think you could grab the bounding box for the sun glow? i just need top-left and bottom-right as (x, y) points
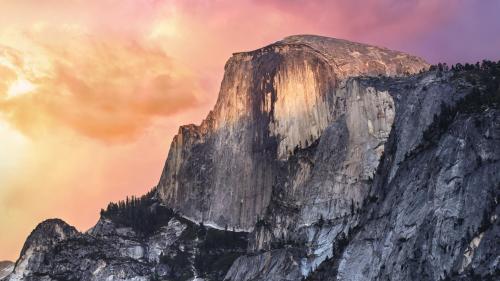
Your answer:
(0, 120), (28, 180)
(7, 77), (36, 98)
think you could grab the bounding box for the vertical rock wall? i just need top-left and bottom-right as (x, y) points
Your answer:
(156, 35), (428, 230)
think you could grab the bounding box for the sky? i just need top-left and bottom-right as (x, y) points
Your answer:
(0, 0), (499, 261)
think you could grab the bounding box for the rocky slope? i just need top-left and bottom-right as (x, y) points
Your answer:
(0, 261), (14, 280)
(6, 198), (248, 281)
(5, 35), (499, 281)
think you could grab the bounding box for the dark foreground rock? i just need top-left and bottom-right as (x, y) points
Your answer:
(0, 261), (14, 280)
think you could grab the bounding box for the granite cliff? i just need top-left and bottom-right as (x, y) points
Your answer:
(5, 35), (499, 281)
(0, 261), (14, 280)
(156, 35), (428, 230)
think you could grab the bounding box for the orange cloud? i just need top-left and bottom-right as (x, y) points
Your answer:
(0, 25), (201, 141)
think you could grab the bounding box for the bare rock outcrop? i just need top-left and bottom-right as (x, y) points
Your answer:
(7, 219), (78, 281)
(0, 261), (14, 280)
(156, 35), (429, 231)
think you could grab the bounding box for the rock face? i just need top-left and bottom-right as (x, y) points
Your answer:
(330, 73), (500, 281)
(226, 68), (500, 281)
(7, 219), (78, 281)
(0, 261), (14, 280)
(6, 203), (248, 281)
(156, 35), (428, 231)
(6, 35), (500, 281)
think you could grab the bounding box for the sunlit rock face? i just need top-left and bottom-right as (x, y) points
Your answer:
(156, 35), (429, 231)
(247, 79), (396, 255)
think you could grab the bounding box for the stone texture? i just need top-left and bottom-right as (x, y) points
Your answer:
(226, 70), (500, 281)
(0, 261), (14, 280)
(156, 35), (429, 231)
(224, 249), (304, 281)
(6, 206), (248, 281)
(7, 219), (78, 281)
(336, 107), (500, 281)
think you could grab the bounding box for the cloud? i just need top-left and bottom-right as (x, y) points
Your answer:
(0, 25), (201, 142)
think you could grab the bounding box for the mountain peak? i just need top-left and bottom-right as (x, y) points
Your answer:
(157, 35), (429, 231)
(0, 261), (14, 280)
(19, 218), (78, 257)
(280, 34), (370, 46)
(6, 219), (79, 280)
(234, 34), (428, 80)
